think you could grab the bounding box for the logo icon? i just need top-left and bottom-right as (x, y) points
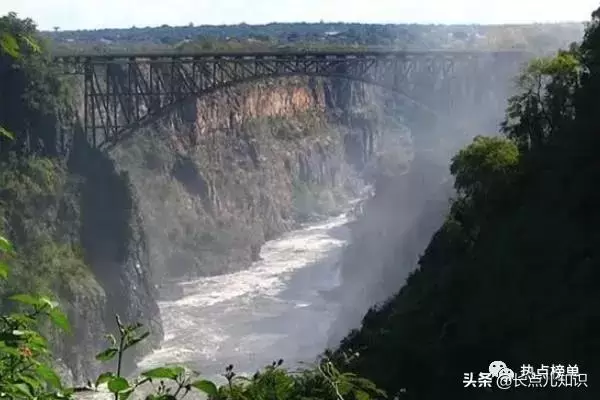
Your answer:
(489, 361), (515, 389)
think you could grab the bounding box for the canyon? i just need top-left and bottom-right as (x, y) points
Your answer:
(1, 43), (523, 386)
(4, 8), (600, 399)
(66, 67), (511, 384)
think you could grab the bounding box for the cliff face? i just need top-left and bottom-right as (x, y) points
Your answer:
(109, 77), (383, 282)
(61, 138), (163, 382)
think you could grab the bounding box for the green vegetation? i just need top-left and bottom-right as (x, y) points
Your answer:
(0, 14), (40, 140)
(0, 13), (73, 157)
(0, 14), (93, 304)
(333, 6), (600, 400)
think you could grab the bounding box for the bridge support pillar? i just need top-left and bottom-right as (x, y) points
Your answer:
(83, 59), (96, 147)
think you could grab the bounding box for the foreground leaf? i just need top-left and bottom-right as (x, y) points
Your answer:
(124, 331), (150, 350)
(105, 333), (117, 347)
(141, 366), (185, 380)
(356, 390), (370, 400)
(0, 126), (14, 140)
(190, 380), (218, 397)
(107, 376), (130, 393)
(39, 296), (59, 310)
(13, 383), (32, 397)
(10, 293), (40, 307)
(95, 371), (114, 387)
(49, 308), (71, 333)
(0, 261), (8, 279)
(36, 363), (63, 388)
(118, 387), (135, 400)
(96, 347), (118, 361)
(0, 235), (14, 253)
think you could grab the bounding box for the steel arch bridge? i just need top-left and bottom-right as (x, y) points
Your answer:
(54, 50), (531, 150)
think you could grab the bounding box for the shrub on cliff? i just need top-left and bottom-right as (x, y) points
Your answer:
(0, 154), (99, 311)
(0, 12), (72, 157)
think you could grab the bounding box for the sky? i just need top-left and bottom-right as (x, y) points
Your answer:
(1, 0), (598, 31)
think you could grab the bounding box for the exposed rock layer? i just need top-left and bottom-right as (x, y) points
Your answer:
(108, 77), (384, 282)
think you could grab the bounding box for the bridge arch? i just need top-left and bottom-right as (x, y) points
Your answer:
(100, 71), (444, 151)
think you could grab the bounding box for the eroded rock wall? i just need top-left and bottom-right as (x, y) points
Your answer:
(109, 77), (384, 281)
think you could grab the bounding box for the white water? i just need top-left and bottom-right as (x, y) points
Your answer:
(79, 211), (354, 398)
(141, 212), (351, 374)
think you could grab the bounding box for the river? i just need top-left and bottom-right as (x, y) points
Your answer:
(79, 209), (356, 399)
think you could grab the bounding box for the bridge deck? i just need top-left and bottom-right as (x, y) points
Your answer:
(52, 49), (531, 61)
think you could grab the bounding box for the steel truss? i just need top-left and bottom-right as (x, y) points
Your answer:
(54, 50), (529, 149)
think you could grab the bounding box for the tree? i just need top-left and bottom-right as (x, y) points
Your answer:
(450, 135), (519, 203)
(0, 13), (40, 140)
(501, 51), (580, 153)
(0, 12), (69, 157)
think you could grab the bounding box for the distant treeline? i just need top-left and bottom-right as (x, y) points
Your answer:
(41, 21), (585, 55)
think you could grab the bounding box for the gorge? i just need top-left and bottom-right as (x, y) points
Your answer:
(3, 10), (593, 400)
(61, 51), (519, 383)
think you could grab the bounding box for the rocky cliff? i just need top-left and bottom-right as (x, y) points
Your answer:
(0, 45), (164, 384)
(107, 77), (385, 283)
